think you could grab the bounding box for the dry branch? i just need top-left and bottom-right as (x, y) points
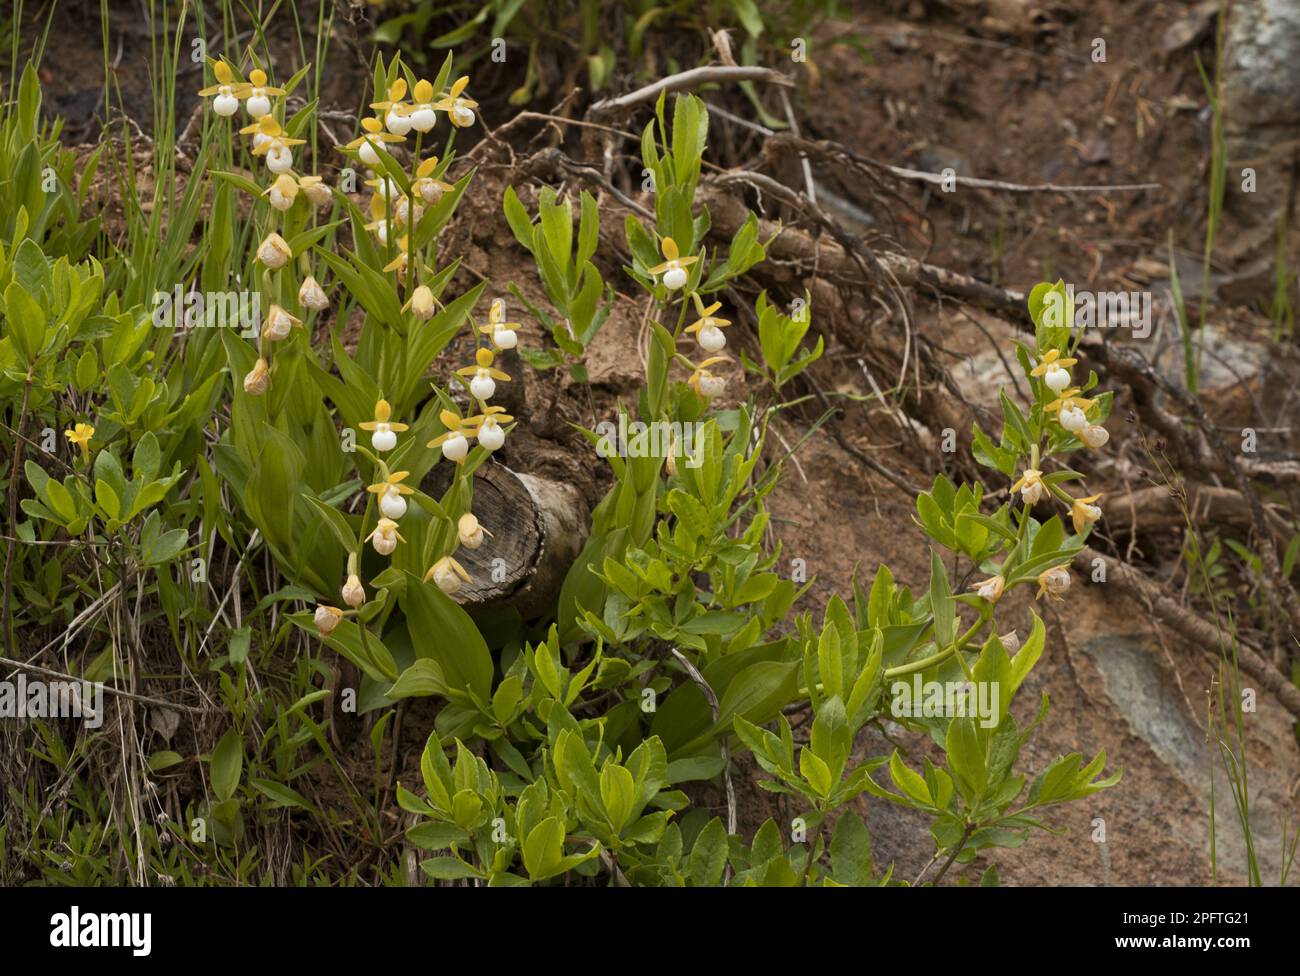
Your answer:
(589, 66), (794, 116)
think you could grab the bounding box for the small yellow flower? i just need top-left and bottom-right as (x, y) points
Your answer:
(365, 517), (405, 556)
(457, 347), (511, 402)
(264, 173), (299, 211)
(65, 423), (94, 460)
(687, 356), (729, 398)
(471, 405), (513, 452)
(1036, 565), (1071, 602)
(243, 358), (270, 395)
(433, 75), (478, 127)
(1070, 493), (1103, 535)
(262, 304), (302, 342)
(370, 77), (412, 135)
(406, 79), (439, 133)
(1011, 467), (1045, 505)
(197, 59), (242, 116)
(486, 298), (521, 350)
(684, 292), (730, 352)
(404, 284), (435, 321)
(1043, 387), (1094, 416)
(233, 68), (285, 118)
(341, 574), (365, 608)
(1079, 424), (1110, 449)
(1030, 348), (1077, 394)
(343, 116), (404, 166)
(414, 157), (455, 206)
(647, 237), (699, 290)
(358, 399), (409, 452)
(314, 604), (344, 635)
(297, 174), (332, 208)
(428, 410), (479, 463)
(457, 512), (492, 550)
(424, 554), (472, 594)
(974, 575), (1005, 603)
(240, 116), (303, 173)
(367, 470), (414, 520)
(299, 276), (329, 311)
(256, 232), (292, 269)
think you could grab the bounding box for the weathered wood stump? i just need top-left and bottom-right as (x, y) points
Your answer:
(423, 461), (588, 618)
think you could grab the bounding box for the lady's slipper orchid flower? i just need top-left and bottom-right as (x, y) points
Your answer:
(458, 513), (491, 550)
(1070, 493), (1103, 535)
(974, 575), (1006, 603)
(299, 276), (329, 311)
(262, 304), (302, 342)
(433, 76), (478, 128)
(407, 79), (439, 133)
(487, 298), (520, 350)
(687, 356), (729, 399)
(425, 555), (472, 595)
(685, 292), (730, 352)
(474, 406), (512, 452)
(1036, 565), (1071, 602)
(314, 605), (344, 635)
(241, 116), (303, 174)
(366, 517), (404, 556)
(418, 156), (460, 206)
(344, 116), (404, 167)
(366, 175), (403, 203)
(197, 60), (242, 117)
(1044, 387), (1094, 418)
(648, 237), (698, 291)
(458, 347), (511, 402)
(414, 157), (454, 206)
(405, 284), (435, 321)
(370, 77), (413, 136)
(1011, 467), (1045, 506)
(381, 247), (416, 285)
(359, 399), (408, 452)
(65, 423), (94, 461)
(236, 68), (285, 119)
(1030, 348), (1076, 393)
(393, 195), (424, 227)
(256, 232), (292, 269)
(367, 471), (414, 521)
(428, 410), (477, 463)
(341, 574), (365, 609)
(1059, 404), (1088, 434)
(265, 173), (299, 212)
(1080, 424), (1109, 449)
(298, 175), (332, 208)
(243, 358), (270, 395)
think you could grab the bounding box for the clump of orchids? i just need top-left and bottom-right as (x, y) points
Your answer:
(971, 297), (1112, 608)
(198, 55), (334, 397)
(310, 59), (522, 636)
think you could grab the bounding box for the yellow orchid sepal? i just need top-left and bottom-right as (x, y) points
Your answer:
(366, 471), (414, 496)
(358, 399), (409, 433)
(456, 347), (511, 381)
(684, 292), (730, 334)
(1029, 348), (1077, 377)
(197, 59), (241, 96)
(647, 236), (700, 275)
(1044, 388), (1095, 414)
(423, 555), (472, 585)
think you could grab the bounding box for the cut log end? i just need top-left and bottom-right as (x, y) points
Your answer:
(423, 461), (588, 619)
